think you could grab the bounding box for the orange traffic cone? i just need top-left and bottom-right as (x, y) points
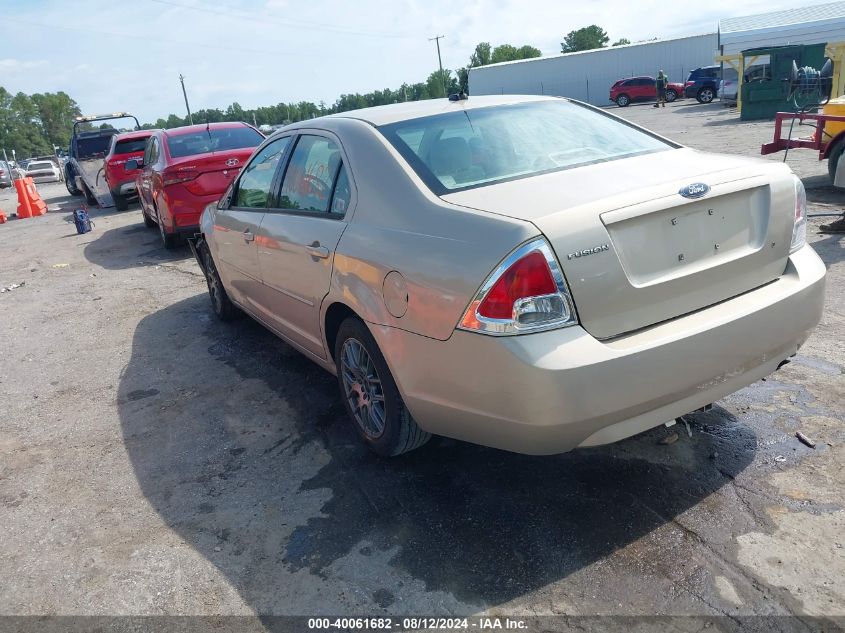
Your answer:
(15, 178), (33, 219)
(25, 178), (47, 216)
(0, 209), (7, 224)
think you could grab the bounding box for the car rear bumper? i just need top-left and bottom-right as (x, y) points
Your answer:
(163, 186), (221, 230)
(29, 174), (60, 183)
(110, 179), (139, 196)
(371, 245), (826, 455)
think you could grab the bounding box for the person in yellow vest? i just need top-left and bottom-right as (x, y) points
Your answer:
(654, 70), (668, 108)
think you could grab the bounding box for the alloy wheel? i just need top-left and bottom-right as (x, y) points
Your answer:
(340, 338), (386, 439)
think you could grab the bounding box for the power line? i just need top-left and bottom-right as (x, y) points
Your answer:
(148, 0), (411, 39)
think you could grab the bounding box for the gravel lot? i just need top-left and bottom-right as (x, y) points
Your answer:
(0, 101), (843, 631)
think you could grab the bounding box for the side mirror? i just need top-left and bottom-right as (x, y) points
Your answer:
(126, 159), (143, 170)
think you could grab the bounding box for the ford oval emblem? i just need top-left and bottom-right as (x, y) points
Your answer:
(679, 182), (710, 199)
(226, 158), (239, 167)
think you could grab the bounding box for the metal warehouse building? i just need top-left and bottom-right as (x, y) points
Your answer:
(468, 1), (845, 106)
(468, 33), (717, 106)
(720, 1), (845, 55)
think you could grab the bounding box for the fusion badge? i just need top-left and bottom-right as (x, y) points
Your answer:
(567, 244), (609, 260)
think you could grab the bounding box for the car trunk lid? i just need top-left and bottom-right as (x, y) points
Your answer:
(442, 148), (796, 339)
(166, 149), (253, 196)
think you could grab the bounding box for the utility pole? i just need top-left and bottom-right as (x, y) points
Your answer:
(252, 112), (258, 127)
(179, 74), (194, 125)
(429, 35), (447, 97)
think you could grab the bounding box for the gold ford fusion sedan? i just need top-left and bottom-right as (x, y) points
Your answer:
(190, 95), (825, 457)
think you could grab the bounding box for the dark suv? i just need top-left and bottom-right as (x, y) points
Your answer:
(684, 66), (720, 103)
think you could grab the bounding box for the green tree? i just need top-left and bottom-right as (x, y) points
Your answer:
(470, 42), (492, 67)
(31, 91), (80, 150)
(165, 114), (185, 128)
(425, 69), (458, 98)
(612, 38), (631, 46)
(561, 25), (609, 53)
(516, 45), (542, 59)
(491, 44), (541, 64)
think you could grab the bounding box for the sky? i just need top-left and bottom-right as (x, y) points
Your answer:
(0, 0), (836, 124)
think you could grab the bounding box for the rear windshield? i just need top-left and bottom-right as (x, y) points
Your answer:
(379, 100), (673, 194)
(115, 138), (149, 154)
(166, 126), (263, 158)
(77, 135), (114, 158)
(28, 162), (53, 170)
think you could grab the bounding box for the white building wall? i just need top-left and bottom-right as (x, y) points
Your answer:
(468, 34), (718, 106)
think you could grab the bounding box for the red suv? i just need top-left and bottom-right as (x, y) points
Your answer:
(104, 130), (155, 211)
(132, 122), (264, 248)
(609, 76), (685, 107)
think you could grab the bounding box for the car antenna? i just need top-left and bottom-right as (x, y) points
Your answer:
(205, 115), (212, 141)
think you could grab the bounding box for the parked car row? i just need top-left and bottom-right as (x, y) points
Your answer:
(174, 95), (824, 458)
(0, 157), (64, 187)
(68, 120), (264, 246)
(609, 65), (750, 108)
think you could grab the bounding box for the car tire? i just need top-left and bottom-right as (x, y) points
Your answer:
(666, 89), (677, 102)
(112, 192), (129, 211)
(65, 168), (82, 196)
(334, 316), (431, 457)
(828, 138), (845, 187)
(200, 243), (239, 321)
(81, 183), (97, 206)
(157, 209), (181, 249)
(615, 94), (630, 107)
(697, 87), (715, 103)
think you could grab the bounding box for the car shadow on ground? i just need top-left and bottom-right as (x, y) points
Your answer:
(117, 293), (757, 611)
(83, 218), (192, 269)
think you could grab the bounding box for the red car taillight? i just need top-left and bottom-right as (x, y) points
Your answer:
(685, 81), (694, 87)
(459, 238), (578, 335)
(477, 251), (556, 319)
(163, 167), (197, 187)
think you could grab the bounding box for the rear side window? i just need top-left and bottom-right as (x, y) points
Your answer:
(167, 126), (263, 158)
(114, 138), (149, 154)
(279, 136), (342, 213)
(144, 137), (159, 164)
(331, 165), (351, 215)
(381, 100), (673, 194)
(235, 137), (291, 208)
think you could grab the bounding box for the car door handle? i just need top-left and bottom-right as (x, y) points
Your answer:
(306, 242), (330, 259)
(243, 230), (255, 243)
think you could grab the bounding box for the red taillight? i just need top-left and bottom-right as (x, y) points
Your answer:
(685, 81), (694, 87)
(163, 167), (197, 187)
(477, 251), (556, 319)
(459, 238), (578, 335)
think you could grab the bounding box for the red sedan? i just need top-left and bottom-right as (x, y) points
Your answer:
(132, 122), (264, 248)
(104, 130), (154, 211)
(609, 76), (685, 107)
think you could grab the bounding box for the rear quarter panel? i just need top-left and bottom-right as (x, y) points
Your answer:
(318, 118), (538, 342)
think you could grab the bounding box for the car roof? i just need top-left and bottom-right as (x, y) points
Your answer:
(163, 121), (252, 138)
(115, 129), (156, 141)
(325, 94), (558, 127)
